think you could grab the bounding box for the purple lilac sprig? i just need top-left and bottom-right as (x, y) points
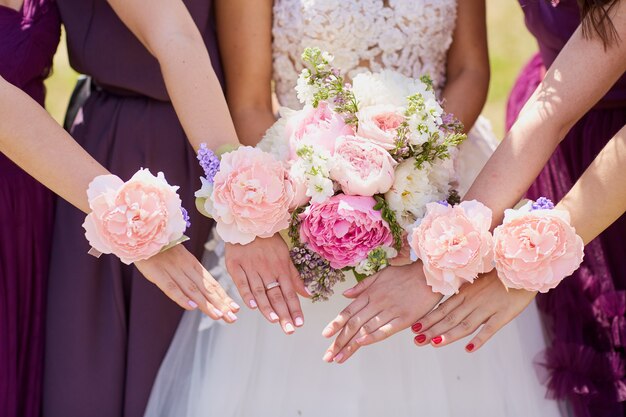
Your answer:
(197, 143), (220, 183)
(531, 197), (555, 211)
(290, 246), (345, 302)
(180, 207), (191, 229)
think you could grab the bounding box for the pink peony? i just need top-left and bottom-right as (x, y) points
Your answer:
(211, 146), (295, 245)
(330, 136), (397, 196)
(285, 102), (354, 158)
(83, 169), (187, 265)
(493, 203), (584, 293)
(299, 194), (393, 269)
(357, 105), (405, 150)
(410, 201), (494, 295)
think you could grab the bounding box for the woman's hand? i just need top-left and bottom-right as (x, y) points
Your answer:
(412, 270), (536, 352)
(225, 234), (308, 334)
(322, 261), (443, 364)
(135, 244), (240, 323)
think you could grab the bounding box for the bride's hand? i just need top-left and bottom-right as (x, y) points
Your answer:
(135, 244), (239, 323)
(225, 234), (308, 334)
(322, 261), (442, 364)
(412, 270), (536, 352)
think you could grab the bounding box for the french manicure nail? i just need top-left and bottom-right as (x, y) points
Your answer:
(415, 334), (426, 344)
(322, 351), (333, 362)
(411, 322), (422, 333)
(213, 308), (224, 318)
(295, 317), (304, 327)
(333, 353), (344, 363)
(285, 323), (295, 333)
(188, 300), (198, 309)
(432, 336), (443, 345)
(466, 343), (475, 352)
(249, 299), (258, 309)
(269, 312), (279, 322)
(227, 311), (238, 321)
(230, 301), (241, 310)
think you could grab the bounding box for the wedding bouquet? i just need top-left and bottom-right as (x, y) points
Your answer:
(196, 48), (466, 301)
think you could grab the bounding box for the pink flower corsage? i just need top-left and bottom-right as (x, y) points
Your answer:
(410, 200), (495, 295)
(83, 168), (190, 265)
(493, 197), (584, 293)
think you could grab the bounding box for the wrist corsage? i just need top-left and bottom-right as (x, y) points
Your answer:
(83, 168), (190, 265)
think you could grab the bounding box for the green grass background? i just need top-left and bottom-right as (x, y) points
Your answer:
(44, 0), (537, 137)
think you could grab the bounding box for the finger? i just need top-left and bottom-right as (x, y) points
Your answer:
(332, 312), (397, 364)
(324, 305), (379, 362)
(417, 301), (478, 346)
(288, 261), (310, 299)
(151, 274), (199, 312)
(413, 293), (466, 334)
(465, 314), (508, 353)
(321, 295), (369, 339)
(182, 260), (238, 323)
(433, 309), (492, 348)
(266, 286), (295, 334)
(342, 275), (377, 298)
(226, 259), (257, 310)
(247, 270), (279, 324)
(354, 317), (405, 347)
(279, 267), (305, 327)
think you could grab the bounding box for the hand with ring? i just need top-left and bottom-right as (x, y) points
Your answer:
(225, 234), (310, 334)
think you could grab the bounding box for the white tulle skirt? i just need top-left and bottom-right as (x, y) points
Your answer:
(144, 117), (562, 417)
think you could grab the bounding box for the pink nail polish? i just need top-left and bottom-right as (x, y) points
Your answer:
(227, 311), (238, 321)
(213, 308), (224, 318)
(269, 312), (279, 322)
(188, 300), (198, 309)
(230, 301), (241, 310)
(295, 317), (304, 327)
(249, 299), (258, 309)
(334, 353), (344, 363)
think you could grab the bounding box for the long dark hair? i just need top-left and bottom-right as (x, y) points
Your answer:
(577, 0), (621, 46)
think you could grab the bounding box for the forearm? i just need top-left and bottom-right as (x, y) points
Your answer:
(0, 78), (108, 213)
(556, 124), (626, 244)
(231, 107), (276, 146)
(441, 67), (489, 132)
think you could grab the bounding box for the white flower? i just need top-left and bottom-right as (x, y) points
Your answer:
(194, 176), (215, 217)
(257, 107), (296, 161)
(295, 69), (316, 105)
(352, 70), (430, 108)
(308, 175), (335, 203)
(385, 160), (451, 231)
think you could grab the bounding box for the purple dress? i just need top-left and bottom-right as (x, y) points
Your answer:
(507, 1), (626, 416)
(42, 1), (221, 417)
(0, 1), (60, 417)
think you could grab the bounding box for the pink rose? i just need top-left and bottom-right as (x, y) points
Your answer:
(330, 136), (397, 196)
(493, 203), (584, 293)
(212, 146), (295, 244)
(357, 105), (405, 150)
(299, 194), (393, 269)
(285, 102), (354, 158)
(83, 169), (187, 265)
(410, 201), (494, 295)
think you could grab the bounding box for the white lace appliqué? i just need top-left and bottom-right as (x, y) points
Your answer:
(272, 0), (458, 108)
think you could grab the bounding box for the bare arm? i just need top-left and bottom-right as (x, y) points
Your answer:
(465, 1), (626, 226)
(106, 0), (240, 150)
(441, 0), (490, 131)
(215, 0), (276, 145)
(557, 124), (626, 244)
(0, 77), (106, 213)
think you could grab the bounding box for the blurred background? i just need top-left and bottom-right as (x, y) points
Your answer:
(44, 0), (537, 138)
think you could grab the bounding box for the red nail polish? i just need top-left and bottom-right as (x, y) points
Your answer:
(415, 334), (426, 344)
(432, 336), (442, 345)
(411, 322), (422, 333)
(466, 343), (475, 352)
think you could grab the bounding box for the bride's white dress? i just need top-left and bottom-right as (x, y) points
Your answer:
(145, 1), (562, 416)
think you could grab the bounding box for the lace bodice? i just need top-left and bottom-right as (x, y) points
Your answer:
(272, 0), (458, 108)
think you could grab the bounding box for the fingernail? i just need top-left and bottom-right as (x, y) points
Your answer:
(285, 323), (295, 333)
(295, 317), (304, 327)
(213, 308), (224, 318)
(227, 311), (238, 321)
(322, 351), (333, 362)
(333, 353), (344, 363)
(356, 336), (366, 344)
(249, 299), (257, 309)
(415, 334), (426, 344)
(411, 322), (422, 333)
(432, 336), (443, 345)
(188, 300), (198, 309)
(466, 343), (475, 352)
(230, 301), (241, 310)
(322, 326), (333, 338)
(269, 312), (279, 322)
